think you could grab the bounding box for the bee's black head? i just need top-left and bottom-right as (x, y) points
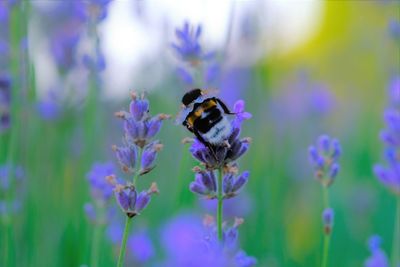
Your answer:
(182, 89), (202, 106)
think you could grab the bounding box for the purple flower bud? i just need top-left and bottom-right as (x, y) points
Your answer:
(329, 163), (340, 180)
(222, 173), (234, 195)
(331, 139), (341, 159)
(141, 142), (163, 174)
(130, 97), (149, 121)
(318, 135), (330, 154)
(115, 185), (137, 216)
(145, 116), (163, 139)
(222, 171), (249, 198)
(322, 208), (334, 235)
(200, 171), (217, 192)
(368, 235), (382, 252)
(308, 146), (319, 164)
(135, 191), (151, 213)
(232, 171), (249, 192)
(113, 144), (137, 173)
(322, 208), (334, 226)
(189, 182), (208, 196)
(190, 170), (217, 197)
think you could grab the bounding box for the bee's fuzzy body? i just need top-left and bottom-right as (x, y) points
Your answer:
(178, 89), (234, 147)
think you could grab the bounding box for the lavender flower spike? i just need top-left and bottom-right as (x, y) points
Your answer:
(364, 235), (389, 267)
(172, 21), (203, 64)
(308, 135), (342, 187)
(374, 107), (400, 194)
(115, 92), (170, 148)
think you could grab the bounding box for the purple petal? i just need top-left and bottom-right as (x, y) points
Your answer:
(232, 171), (249, 192)
(135, 191), (151, 212)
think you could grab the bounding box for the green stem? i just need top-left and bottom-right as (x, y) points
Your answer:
(217, 167), (223, 241)
(2, 219), (9, 267)
(90, 222), (102, 267)
(116, 148), (143, 266)
(116, 217), (132, 267)
(321, 186), (330, 267)
(392, 196), (400, 267)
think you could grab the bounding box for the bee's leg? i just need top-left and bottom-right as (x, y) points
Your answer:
(215, 98), (235, 115)
(193, 129), (218, 160)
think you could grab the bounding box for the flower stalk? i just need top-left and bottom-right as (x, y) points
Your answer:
(109, 92), (165, 266)
(392, 196), (400, 267)
(217, 167), (223, 240)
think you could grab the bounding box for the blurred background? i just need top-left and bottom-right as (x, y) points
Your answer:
(0, 0), (399, 266)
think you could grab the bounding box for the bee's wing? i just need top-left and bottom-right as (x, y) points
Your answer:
(202, 88), (219, 97)
(175, 105), (191, 125)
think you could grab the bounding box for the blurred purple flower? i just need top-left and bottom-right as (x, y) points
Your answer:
(388, 19), (400, 40)
(160, 214), (256, 267)
(0, 164), (25, 215)
(82, 47), (106, 72)
(374, 103), (400, 194)
(364, 235), (389, 267)
(50, 21), (82, 70)
(379, 109), (400, 147)
(220, 68), (250, 107)
(84, 162), (118, 224)
(107, 220), (154, 264)
(373, 150), (400, 195)
(86, 162), (115, 201)
(204, 63), (220, 85)
(176, 67), (193, 84)
(388, 76), (400, 107)
(128, 230), (154, 263)
(308, 135), (341, 187)
(270, 72), (335, 125)
(172, 22), (204, 63)
(0, 75), (11, 132)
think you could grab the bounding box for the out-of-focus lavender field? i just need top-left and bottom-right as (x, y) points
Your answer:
(0, 1), (399, 267)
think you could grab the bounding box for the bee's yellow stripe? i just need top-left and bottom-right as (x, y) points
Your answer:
(186, 99), (217, 127)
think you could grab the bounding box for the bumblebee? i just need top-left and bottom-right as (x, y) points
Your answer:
(177, 89), (235, 149)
